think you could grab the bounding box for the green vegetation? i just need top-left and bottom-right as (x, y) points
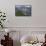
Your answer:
(0, 11), (6, 28)
(16, 11), (25, 16)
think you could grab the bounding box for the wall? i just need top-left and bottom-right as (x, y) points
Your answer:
(0, 0), (46, 46)
(0, 0), (46, 27)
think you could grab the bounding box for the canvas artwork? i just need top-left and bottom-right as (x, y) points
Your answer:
(15, 5), (32, 16)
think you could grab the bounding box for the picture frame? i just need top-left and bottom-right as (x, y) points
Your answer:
(15, 5), (32, 16)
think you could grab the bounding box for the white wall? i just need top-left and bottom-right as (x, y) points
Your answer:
(0, 0), (46, 27)
(0, 1), (46, 46)
(0, 0), (46, 36)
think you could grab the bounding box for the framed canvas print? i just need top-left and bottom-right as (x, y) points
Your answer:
(15, 5), (32, 16)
